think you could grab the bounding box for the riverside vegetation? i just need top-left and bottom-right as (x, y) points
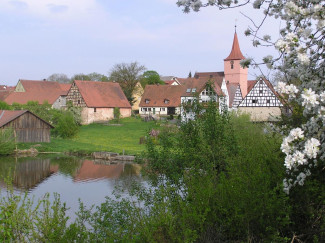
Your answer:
(0, 100), (324, 242)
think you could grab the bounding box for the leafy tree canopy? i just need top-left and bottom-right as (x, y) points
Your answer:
(47, 73), (71, 84)
(140, 70), (164, 88)
(109, 62), (146, 105)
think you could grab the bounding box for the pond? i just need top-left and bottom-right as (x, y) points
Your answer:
(0, 155), (146, 219)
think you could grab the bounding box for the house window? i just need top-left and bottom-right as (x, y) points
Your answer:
(164, 99), (169, 104)
(145, 99), (150, 104)
(192, 88), (196, 93)
(252, 99), (258, 104)
(230, 60), (234, 69)
(94, 108), (97, 112)
(161, 108), (165, 111)
(143, 108), (147, 112)
(78, 100), (80, 104)
(148, 108), (152, 111)
(186, 88), (191, 93)
(259, 90), (263, 94)
(267, 100), (270, 104)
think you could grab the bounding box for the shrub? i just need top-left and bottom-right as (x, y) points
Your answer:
(0, 128), (15, 155)
(52, 111), (79, 138)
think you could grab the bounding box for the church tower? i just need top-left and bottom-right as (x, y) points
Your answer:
(224, 31), (248, 97)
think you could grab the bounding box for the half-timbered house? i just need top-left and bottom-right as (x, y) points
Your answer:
(66, 80), (131, 124)
(237, 78), (283, 121)
(0, 110), (53, 142)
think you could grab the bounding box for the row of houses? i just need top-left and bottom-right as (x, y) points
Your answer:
(139, 31), (284, 122)
(1, 79), (132, 125)
(1, 31), (283, 141)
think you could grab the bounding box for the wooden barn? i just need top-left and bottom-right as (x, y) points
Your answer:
(0, 110), (53, 143)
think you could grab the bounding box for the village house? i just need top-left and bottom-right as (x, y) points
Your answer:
(4, 79), (70, 109)
(140, 31), (283, 122)
(139, 84), (186, 118)
(0, 110), (53, 142)
(66, 80), (131, 124)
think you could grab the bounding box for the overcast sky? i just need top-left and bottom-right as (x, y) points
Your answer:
(0, 0), (282, 86)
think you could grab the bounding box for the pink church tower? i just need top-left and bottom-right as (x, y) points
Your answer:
(224, 31), (248, 97)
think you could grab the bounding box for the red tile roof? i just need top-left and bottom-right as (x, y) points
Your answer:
(224, 32), (245, 61)
(4, 80), (70, 105)
(178, 77), (225, 96)
(74, 80), (131, 108)
(247, 80), (257, 94)
(140, 85), (186, 107)
(0, 110), (53, 128)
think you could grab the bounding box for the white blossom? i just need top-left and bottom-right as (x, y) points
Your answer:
(289, 128), (304, 140)
(304, 138), (320, 159)
(281, 137), (292, 154)
(297, 53), (310, 65)
(275, 39), (290, 52)
(302, 88), (319, 109)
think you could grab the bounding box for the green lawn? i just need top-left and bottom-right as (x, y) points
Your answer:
(18, 117), (159, 155)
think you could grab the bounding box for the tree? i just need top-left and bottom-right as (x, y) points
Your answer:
(47, 73), (71, 83)
(177, 1), (325, 241)
(88, 72), (109, 82)
(109, 62), (146, 105)
(140, 70), (164, 87)
(71, 73), (91, 82)
(188, 71), (192, 78)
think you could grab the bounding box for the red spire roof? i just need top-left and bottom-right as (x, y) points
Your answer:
(224, 32), (245, 61)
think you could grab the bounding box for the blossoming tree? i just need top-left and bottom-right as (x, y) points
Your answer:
(176, 0), (325, 193)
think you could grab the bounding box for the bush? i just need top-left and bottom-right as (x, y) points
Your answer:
(52, 111), (79, 138)
(0, 128), (15, 155)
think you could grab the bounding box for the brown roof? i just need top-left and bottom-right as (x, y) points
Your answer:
(140, 85), (186, 107)
(0, 110), (53, 128)
(224, 32), (245, 61)
(74, 80), (131, 108)
(4, 80), (69, 105)
(247, 80), (257, 94)
(178, 77), (225, 96)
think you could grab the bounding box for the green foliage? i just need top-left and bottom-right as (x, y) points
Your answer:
(140, 70), (164, 87)
(113, 107), (121, 123)
(0, 101), (11, 110)
(71, 72), (109, 82)
(0, 128), (15, 155)
(139, 105), (289, 241)
(52, 111), (79, 138)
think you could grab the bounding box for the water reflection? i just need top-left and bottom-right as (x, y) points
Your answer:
(0, 156), (142, 191)
(0, 156), (144, 216)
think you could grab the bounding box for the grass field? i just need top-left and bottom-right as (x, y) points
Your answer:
(18, 117), (159, 155)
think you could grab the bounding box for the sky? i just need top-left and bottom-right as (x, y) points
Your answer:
(0, 0), (282, 86)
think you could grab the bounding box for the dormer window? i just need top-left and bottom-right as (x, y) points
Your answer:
(186, 88), (191, 93)
(164, 99), (169, 104)
(230, 60), (234, 69)
(192, 88), (196, 93)
(145, 99), (150, 104)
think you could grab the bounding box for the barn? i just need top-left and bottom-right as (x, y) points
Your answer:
(0, 110), (54, 143)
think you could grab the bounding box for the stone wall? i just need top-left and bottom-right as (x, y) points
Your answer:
(238, 107), (281, 122)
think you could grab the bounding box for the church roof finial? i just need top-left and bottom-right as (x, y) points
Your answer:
(224, 29), (245, 61)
